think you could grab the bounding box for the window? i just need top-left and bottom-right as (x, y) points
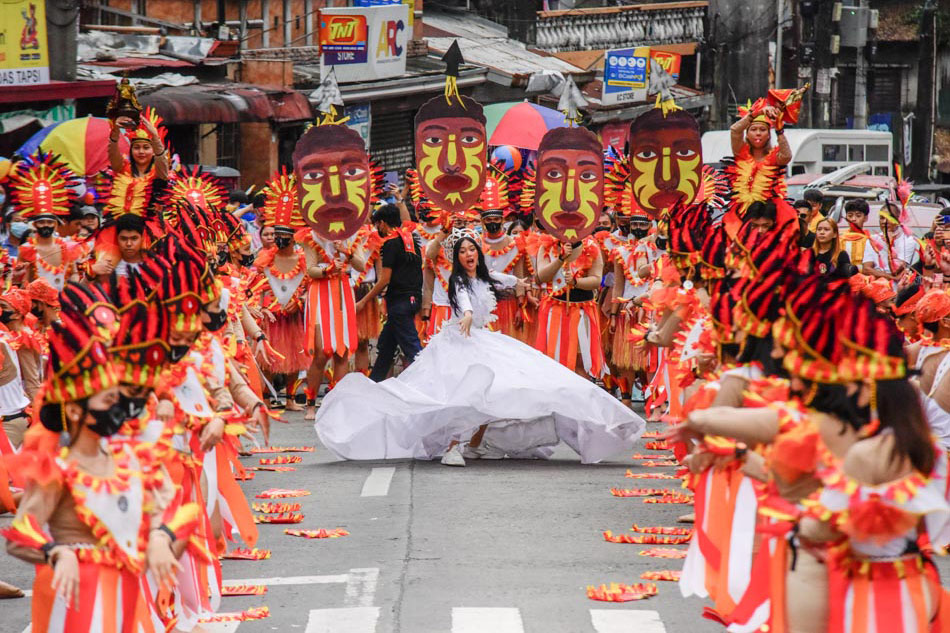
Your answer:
(822, 144), (845, 161)
(866, 145), (889, 161)
(790, 164), (805, 176)
(848, 145), (865, 161)
(216, 123), (239, 169)
(874, 166), (890, 176)
(822, 166), (838, 174)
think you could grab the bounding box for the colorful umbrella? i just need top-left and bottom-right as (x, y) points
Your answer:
(16, 116), (128, 177)
(484, 101), (568, 150)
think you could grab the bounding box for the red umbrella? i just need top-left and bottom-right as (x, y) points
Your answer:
(484, 102), (568, 151)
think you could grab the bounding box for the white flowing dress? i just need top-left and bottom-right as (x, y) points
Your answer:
(315, 272), (645, 463)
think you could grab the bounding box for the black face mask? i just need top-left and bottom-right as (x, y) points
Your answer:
(484, 222), (503, 235)
(217, 250), (230, 267)
(31, 305), (43, 318)
(86, 402), (126, 437)
(275, 236), (293, 249)
(617, 224), (630, 236)
(36, 226), (55, 238)
(0, 310), (14, 324)
(169, 344), (191, 363)
(240, 253), (255, 267)
(119, 394), (148, 421)
(631, 228), (649, 240)
(205, 309), (228, 332)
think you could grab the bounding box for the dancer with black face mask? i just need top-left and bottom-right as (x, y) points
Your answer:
(7, 155), (81, 291)
(4, 307), (181, 633)
(249, 172), (312, 410)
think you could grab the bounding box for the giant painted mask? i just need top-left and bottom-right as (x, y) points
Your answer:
(627, 109), (702, 219)
(534, 126), (604, 242)
(414, 95), (487, 216)
(293, 124), (371, 240)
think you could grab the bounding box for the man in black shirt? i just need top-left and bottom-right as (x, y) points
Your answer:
(355, 204), (424, 382)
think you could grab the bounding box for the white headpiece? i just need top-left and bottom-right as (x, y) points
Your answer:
(441, 227), (479, 253)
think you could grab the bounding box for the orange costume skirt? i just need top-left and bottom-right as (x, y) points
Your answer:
(31, 558), (156, 633)
(354, 283), (382, 341)
(535, 297), (606, 378)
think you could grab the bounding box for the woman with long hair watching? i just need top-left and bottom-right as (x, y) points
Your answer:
(811, 217), (852, 277)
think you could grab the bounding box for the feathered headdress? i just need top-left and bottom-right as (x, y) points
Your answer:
(837, 292), (906, 381)
(773, 275), (852, 383)
(163, 166), (226, 214)
(59, 281), (118, 344)
(153, 237), (209, 335)
(260, 168), (306, 232)
(111, 296), (170, 388)
(476, 161), (514, 214)
(8, 153), (78, 221)
(43, 307), (120, 405)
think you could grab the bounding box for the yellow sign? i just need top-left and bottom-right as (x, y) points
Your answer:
(0, 0), (50, 86)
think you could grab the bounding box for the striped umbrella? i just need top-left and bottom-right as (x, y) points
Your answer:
(484, 101), (569, 151)
(16, 116), (129, 176)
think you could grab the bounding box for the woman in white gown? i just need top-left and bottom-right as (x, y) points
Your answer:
(314, 230), (645, 466)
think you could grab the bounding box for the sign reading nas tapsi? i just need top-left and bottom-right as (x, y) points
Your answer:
(0, 0), (50, 86)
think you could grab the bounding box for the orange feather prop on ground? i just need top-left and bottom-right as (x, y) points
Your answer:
(610, 487), (679, 497)
(644, 493), (694, 504)
(639, 548), (688, 559)
(222, 585), (268, 596)
(259, 455), (302, 465)
(625, 470), (678, 480)
(221, 548), (271, 560)
(250, 446), (315, 453)
(254, 512), (304, 524)
(250, 466), (297, 472)
(284, 528), (349, 539)
(631, 524), (693, 535)
(252, 502), (301, 513)
(256, 489), (311, 498)
(586, 583), (658, 602)
(641, 570), (681, 582)
(603, 531), (691, 544)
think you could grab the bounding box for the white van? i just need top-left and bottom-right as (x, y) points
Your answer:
(701, 128), (894, 178)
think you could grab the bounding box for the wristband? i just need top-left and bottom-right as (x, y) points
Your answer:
(255, 332), (266, 342)
(41, 541), (57, 562)
(155, 524), (176, 543)
(775, 128), (785, 136)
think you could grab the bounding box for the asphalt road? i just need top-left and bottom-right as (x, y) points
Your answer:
(0, 409), (736, 633)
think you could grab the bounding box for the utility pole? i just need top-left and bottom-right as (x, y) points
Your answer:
(812, 0), (836, 128)
(852, 0), (868, 129)
(912, 0), (937, 180)
(775, 0), (783, 89)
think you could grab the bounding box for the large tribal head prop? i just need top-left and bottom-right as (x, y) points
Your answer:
(626, 107), (702, 220)
(532, 126), (604, 242)
(292, 120), (381, 240)
(413, 95), (487, 216)
(413, 41), (487, 217)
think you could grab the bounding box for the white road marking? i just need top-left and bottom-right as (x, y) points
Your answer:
(344, 567), (379, 607)
(452, 607), (525, 633)
(222, 573), (349, 586)
(590, 609), (667, 633)
(305, 607), (380, 632)
(360, 467), (395, 497)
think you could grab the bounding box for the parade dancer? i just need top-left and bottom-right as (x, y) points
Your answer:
(8, 154), (81, 291)
(249, 170), (311, 409)
(3, 307), (181, 633)
(291, 116), (379, 419)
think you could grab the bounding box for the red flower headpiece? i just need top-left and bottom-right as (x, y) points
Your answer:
(27, 278), (60, 307)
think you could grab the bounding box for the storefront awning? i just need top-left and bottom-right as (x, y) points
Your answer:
(0, 80), (117, 105)
(138, 84), (312, 124)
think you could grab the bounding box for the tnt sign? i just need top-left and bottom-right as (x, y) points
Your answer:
(376, 19), (405, 60)
(320, 14), (368, 65)
(320, 5), (408, 82)
(650, 50), (681, 81)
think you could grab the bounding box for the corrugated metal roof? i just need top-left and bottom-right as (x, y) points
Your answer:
(138, 84), (312, 124)
(426, 36), (583, 81)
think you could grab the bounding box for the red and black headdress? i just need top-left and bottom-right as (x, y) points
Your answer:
(59, 281), (118, 343)
(43, 308), (120, 405)
(8, 153), (78, 222)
